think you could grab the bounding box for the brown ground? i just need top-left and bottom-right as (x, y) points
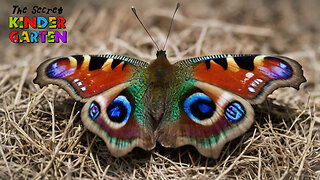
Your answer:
(0, 0), (319, 179)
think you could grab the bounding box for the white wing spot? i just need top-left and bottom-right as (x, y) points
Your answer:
(248, 78), (264, 93)
(80, 87), (86, 92)
(246, 72), (254, 78)
(254, 79), (263, 84)
(248, 87), (256, 93)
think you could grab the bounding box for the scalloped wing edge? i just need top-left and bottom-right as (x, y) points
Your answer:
(248, 56), (306, 104)
(175, 54), (306, 104)
(34, 57), (86, 102)
(34, 54), (150, 103)
(81, 83), (156, 157)
(156, 81), (255, 159)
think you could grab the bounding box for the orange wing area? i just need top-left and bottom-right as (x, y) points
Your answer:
(34, 55), (148, 100)
(177, 55), (306, 104)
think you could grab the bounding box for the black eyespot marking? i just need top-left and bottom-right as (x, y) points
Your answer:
(89, 56), (107, 71)
(72, 55), (84, 66)
(234, 56), (256, 71)
(111, 59), (122, 70)
(107, 95), (131, 124)
(213, 58), (228, 70)
(122, 62), (127, 70)
(205, 60), (211, 70)
(184, 93), (216, 122)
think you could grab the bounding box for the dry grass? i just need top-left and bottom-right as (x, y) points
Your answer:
(0, 0), (320, 179)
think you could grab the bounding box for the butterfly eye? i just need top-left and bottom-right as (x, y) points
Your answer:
(89, 101), (100, 120)
(224, 101), (246, 122)
(107, 95), (132, 124)
(183, 92), (216, 123)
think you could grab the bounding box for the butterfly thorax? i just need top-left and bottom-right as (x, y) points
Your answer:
(148, 51), (172, 86)
(147, 50), (174, 122)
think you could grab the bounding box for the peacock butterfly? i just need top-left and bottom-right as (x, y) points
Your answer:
(33, 3), (306, 158)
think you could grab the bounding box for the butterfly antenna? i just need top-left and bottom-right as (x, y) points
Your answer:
(162, 2), (181, 50)
(131, 6), (160, 51)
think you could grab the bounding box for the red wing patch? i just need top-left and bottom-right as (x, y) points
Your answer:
(180, 55), (305, 103)
(34, 55), (146, 100)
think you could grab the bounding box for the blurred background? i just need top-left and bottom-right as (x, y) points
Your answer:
(1, 0), (320, 63)
(0, 0), (319, 179)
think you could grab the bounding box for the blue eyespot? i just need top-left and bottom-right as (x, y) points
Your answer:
(271, 62), (292, 79)
(224, 101), (246, 122)
(107, 95), (131, 124)
(259, 61), (292, 79)
(47, 61), (76, 78)
(183, 92), (216, 122)
(89, 101), (100, 120)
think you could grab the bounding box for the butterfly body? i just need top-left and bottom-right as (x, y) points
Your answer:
(34, 51), (306, 158)
(147, 50), (173, 122)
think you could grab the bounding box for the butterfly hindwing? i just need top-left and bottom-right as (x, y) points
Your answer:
(34, 55), (156, 156)
(156, 76), (254, 158)
(81, 82), (156, 157)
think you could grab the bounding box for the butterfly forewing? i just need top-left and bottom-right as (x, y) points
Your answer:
(34, 55), (149, 101)
(174, 54), (306, 104)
